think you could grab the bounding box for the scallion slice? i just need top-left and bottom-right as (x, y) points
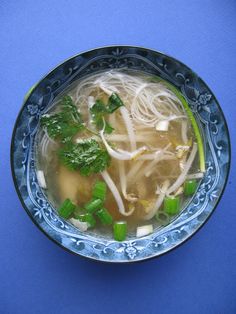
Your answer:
(84, 199), (103, 213)
(113, 221), (127, 241)
(184, 179), (197, 196)
(73, 207), (85, 219)
(77, 213), (96, 228)
(164, 196), (180, 216)
(58, 199), (76, 219)
(96, 208), (113, 225)
(92, 181), (107, 201)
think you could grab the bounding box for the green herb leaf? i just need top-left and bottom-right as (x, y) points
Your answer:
(58, 139), (111, 175)
(103, 121), (114, 134)
(58, 198), (77, 219)
(76, 213), (96, 228)
(96, 208), (113, 225)
(90, 99), (108, 115)
(90, 99), (114, 134)
(92, 181), (107, 201)
(107, 93), (124, 113)
(90, 93), (125, 134)
(41, 95), (84, 143)
(113, 221), (127, 241)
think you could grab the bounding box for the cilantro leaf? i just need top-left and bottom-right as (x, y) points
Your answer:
(58, 139), (111, 176)
(41, 95), (84, 143)
(89, 92), (125, 134)
(90, 99), (108, 115)
(90, 99), (114, 134)
(107, 93), (124, 113)
(103, 121), (114, 134)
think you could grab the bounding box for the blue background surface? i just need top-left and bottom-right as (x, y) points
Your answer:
(1, 1), (236, 313)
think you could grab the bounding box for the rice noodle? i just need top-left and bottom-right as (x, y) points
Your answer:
(101, 170), (134, 216)
(138, 150), (174, 160)
(99, 84), (119, 96)
(119, 106), (137, 151)
(40, 132), (57, 159)
(130, 80), (187, 129)
(104, 134), (154, 142)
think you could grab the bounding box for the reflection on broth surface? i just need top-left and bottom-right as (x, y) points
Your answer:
(36, 70), (204, 240)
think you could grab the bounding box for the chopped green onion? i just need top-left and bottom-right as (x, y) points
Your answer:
(164, 196), (180, 216)
(84, 198), (103, 213)
(73, 207), (86, 219)
(113, 221), (127, 241)
(107, 93), (124, 113)
(92, 181), (107, 201)
(184, 179), (198, 196)
(90, 100), (114, 134)
(96, 208), (113, 225)
(77, 213), (96, 228)
(58, 199), (76, 219)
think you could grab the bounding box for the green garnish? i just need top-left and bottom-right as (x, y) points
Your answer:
(164, 196), (180, 216)
(84, 198), (103, 213)
(152, 77), (205, 172)
(90, 100), (114, 134)
(113, 221), (127, 241)
(41, 95), (84, 143)
(73, 207), (86, 219)
(58, 198), (76, 219)
(90, 93), (124, 133)
(92, 181), (107, 201)
(107, 93), (124, 113)
(58, 139), (111, 175)
(77, 213), (96, 228)
(96, 208), (113, 225)
(184, 179), (198, 196)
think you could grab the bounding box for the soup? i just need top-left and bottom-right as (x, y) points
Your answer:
(36, 70), (205, 241)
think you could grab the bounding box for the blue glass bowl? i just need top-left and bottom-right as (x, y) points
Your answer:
(11, 46), (230, 262)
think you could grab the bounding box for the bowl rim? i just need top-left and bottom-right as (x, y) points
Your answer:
(10, 45), (231, 263)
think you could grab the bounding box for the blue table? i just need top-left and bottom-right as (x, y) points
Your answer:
(1, 1), (235, 313)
